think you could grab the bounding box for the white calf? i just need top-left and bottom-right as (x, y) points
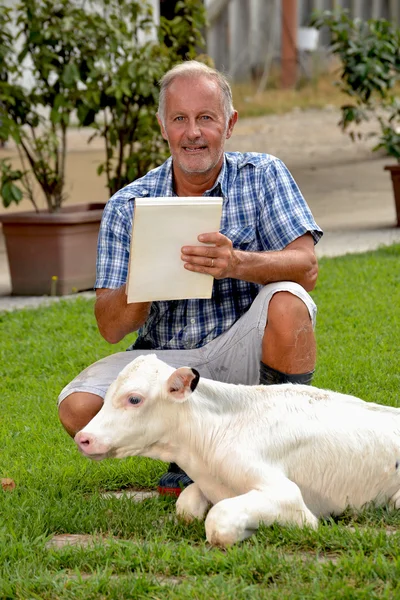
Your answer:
(75, 354), (400, 547)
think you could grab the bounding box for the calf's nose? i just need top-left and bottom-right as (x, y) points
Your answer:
(75, 431), (91, 448)
(74, 431), (108, 457)
(74, 431), (93, 452)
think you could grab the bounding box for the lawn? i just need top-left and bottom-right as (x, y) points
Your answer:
(231, 71), (348, 119)
(1, 244), (399, 599)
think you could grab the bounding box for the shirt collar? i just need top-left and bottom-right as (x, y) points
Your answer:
(161, 157), (176, 196)
(204, 155), (228, 198)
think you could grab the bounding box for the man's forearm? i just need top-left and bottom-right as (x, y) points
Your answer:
(183, 232), (318, 292)
(95, 286), (151, 344)
(231, 247), (318, 291)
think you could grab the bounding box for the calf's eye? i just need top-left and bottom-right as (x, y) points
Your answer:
(128, 396), (142, 406)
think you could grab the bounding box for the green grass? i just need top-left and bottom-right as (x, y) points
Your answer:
(231, 72), (348, 119)
(1, 244), (399, 599)
(231, 72), (400, 119)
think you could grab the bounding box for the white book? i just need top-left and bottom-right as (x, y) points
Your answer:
(126, 197), (223, 303)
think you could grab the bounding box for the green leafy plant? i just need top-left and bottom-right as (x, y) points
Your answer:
(77, 0), (207, 196)
(311, 10), (400, 162)
(0, 0), (207, 210)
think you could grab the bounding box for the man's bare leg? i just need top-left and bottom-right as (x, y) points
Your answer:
(261, 291), (316, 384)
(58, 392), (103, 437)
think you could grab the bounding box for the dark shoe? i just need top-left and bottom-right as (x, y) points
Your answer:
(158, 463), (193, 497)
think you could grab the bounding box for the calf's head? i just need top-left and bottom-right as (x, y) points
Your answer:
(74, 354), (200, 460)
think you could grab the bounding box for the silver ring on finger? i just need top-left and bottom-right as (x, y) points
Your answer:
(211, 258), (214, 268)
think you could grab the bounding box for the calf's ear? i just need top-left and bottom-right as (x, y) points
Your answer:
(165, 367), (200, 403)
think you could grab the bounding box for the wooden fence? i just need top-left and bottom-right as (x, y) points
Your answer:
(205, 0), (400, 81)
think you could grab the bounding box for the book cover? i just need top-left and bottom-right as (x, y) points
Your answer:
(126, 197), (223, 303)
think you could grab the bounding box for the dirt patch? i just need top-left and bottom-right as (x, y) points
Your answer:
(226, 106), (377, 169)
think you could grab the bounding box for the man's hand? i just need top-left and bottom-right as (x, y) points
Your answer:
(181, 232), (238, 280)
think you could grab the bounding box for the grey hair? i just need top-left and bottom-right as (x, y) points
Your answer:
(157, 61), (235, 127)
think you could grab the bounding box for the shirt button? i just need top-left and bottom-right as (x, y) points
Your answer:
(190, 318), (196, 324)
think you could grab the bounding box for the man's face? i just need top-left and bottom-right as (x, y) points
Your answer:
(158, 75), (237, 179)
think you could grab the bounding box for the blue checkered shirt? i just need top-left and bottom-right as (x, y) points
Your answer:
(96, 152), (323, 349)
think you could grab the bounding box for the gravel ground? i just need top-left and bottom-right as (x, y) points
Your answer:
(1, 107), (399, 310)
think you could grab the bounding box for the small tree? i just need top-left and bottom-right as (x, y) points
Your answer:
(311, 10), (400, 162)
(0, 0), (207, 209)
(0, 0), (102, 211)
(77, 0), (207, 196)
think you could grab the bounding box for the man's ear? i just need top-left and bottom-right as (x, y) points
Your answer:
(165, 367), (200, 403)
(157, 113), (168, 141)
(226, 110), (238, 140)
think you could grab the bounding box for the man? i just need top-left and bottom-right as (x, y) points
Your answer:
(58, 61), (323, 495)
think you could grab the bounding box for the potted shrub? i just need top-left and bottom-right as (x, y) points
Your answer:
(312, 10), (400, 226)
(0, 0), (207, 296)
(0, 0), (107, 296)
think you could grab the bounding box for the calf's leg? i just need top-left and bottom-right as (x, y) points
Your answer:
(205, 480), (318, 547)
(176, 483), (211, 522)
(389, 487), (400, 509)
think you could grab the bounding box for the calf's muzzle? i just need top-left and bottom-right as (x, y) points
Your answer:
(74, 431), (110, 460)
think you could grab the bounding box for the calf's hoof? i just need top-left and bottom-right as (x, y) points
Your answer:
(205, 505), (256, 547)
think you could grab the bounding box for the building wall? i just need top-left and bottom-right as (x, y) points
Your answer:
(206, 0), (400, 80)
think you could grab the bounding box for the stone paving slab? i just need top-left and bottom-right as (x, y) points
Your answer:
(100, 490), (158, 501)
(315, 227), (400, 258)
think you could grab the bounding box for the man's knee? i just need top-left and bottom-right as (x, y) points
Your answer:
(58, 392), (103, 438)
(262, 290), (316, 376)
(266, 291), (313, 339)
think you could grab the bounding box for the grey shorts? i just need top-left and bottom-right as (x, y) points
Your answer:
(58, 281), (317, 406)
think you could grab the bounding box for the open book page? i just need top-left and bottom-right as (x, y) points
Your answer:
(126, 197), (223, 303)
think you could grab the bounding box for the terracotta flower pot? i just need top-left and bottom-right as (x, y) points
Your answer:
(0, 203), (105, 296)
(384, 164), (400, 228)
